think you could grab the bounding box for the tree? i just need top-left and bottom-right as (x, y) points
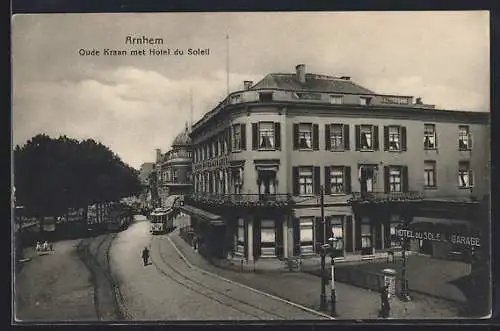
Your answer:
(14, 134), (142, 231)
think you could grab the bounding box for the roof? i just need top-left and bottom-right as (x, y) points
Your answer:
(251, 73), (375, 95)
(172, 126), (192, 147)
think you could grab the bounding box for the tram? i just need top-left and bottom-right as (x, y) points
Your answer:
(150, 207), (175, 235)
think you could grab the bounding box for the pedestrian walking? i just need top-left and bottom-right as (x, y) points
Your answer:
(142, 246), (150, 266)
(192, 235), (198, 250)
(378, 284), (390, 318)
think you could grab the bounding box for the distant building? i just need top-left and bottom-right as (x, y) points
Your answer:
(155, 124), (193, 207)
(139, 162), (155, 185)
(183, 64), (490, 264)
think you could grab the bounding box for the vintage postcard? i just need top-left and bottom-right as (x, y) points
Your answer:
(12, 11), (491, 322)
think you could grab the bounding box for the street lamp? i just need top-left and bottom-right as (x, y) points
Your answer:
(328, 237), (338, 317)
(319, 243), (329, 310)
(400, 221), (411, 301)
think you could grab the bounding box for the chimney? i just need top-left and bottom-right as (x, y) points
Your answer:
(295, 64), (306, 84)
(155, 148), (161, 162)
(243, 80), (253, 90)
(416, 97), (423, 105)
(340, 76), (351, 81)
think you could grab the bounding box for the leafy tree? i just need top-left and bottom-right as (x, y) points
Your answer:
(14, 134), (142, 232)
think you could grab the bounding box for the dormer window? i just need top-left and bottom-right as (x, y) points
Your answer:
(230, 94), (242, 104)
(330, 95), (343, 104)
(259, 92), (274, 102)
(360, 96), (372, 106)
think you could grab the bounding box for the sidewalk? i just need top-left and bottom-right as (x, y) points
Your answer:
(14, 240), (97, 322)
(169, 231), (463, 319)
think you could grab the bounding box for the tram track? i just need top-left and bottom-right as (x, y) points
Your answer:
(150, 236), (287, 320)
(77, 232), (129, 321)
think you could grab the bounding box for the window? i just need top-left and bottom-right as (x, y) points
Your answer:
(236, 218), (245, 256)
(298, 124), (313, 149)
(261, 220), (276, 257)
(381, 96), (410, 105)
(230, 94), (242, 104)
(173, 169), (178, 182)
(359, 125), (374, 150)
(424, 124), (437, 149)
(258, 122), (275, 149)
(232, 168), (243, 194)
(458, 161), (474, 188)
(232, 124), (241, 151)
(330, 124), (344, 150)
(388, 126), (401, 151)
(330, 95), (343, 104)
(459, 126), (471, 150)
(424, 161), (437, 188)
(259, 92), (274, 102)
(389, 167), (401, 192)
(299, 217), (314, 255)
(389, 214), (402, 248)
(299, 167), (314, 196)
(361, 219), (372, 250)
(360, 97), (372, 106)
(330, 216), (344, 252)
(330, 167), (345, 194)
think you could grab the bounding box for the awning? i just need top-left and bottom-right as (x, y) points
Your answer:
(409, 217), (474, 232)
(181, 205), (225, 226)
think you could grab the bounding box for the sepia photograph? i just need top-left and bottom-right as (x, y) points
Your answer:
(12, 11), (491, 322)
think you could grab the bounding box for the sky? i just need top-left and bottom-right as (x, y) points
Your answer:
(12, 11), (490, 169)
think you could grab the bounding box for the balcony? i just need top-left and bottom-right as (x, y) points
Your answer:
(186, 192), (294, 209)
(162, 151), (192, 164)
(349, 191), (424, 204)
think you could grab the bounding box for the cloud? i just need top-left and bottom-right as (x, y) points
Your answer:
(13, 66), (264, 168)
(12, 12), (490, 169)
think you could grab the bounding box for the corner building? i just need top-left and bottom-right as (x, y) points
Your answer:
(184, 64), (490, 264)
(155, 125), (193, 207)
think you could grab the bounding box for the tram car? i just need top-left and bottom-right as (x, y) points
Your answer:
(106, 203), (133, 232)
(150, 207), (175, 235)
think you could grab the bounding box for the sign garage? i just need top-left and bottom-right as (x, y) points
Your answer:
(396, 229), (481, 248)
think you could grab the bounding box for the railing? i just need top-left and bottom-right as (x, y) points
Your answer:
(186, 192), (294, 208)
(161, 152), (192, 163)
(349, 191), (424, 203)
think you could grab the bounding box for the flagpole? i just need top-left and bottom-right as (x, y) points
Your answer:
(226, 34), (230, 96)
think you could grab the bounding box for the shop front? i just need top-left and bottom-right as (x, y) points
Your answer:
(181, 204), (226, 259)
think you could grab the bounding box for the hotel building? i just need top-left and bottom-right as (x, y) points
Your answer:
(182, 64), (490, 264)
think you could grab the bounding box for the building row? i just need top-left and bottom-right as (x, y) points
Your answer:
(153, 64), (490, 264)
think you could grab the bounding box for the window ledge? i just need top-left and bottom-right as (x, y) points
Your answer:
(258, 148), (277, 152)
(359, 149), (375, 152)
(330, 193), (348, 196)
(424, 148), (438, 151)
(298, 148), (314, 151)
(388, 149), (403, 153)
(459, 149), (472, 152)
(458, 186), (474, 190)
(424, 186), (438, 190)
(232, 150), (242, 153)
(329, 149), (346, 152)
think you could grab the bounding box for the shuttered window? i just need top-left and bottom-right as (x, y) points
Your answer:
(298, 167), (314, 196)
(299, 217), (314, 255)
(356, 125), (379, 151)
(459, 161), (474, 188)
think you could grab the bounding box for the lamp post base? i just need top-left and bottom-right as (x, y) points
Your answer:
(330, 289), (337, 317)
(320, 293), (327, 311)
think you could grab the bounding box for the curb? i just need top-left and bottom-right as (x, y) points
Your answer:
(167, 236), (335, 320)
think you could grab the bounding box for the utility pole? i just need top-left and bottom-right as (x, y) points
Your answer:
(321, 185), (325, 244)
(319, 184), (327, 311)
